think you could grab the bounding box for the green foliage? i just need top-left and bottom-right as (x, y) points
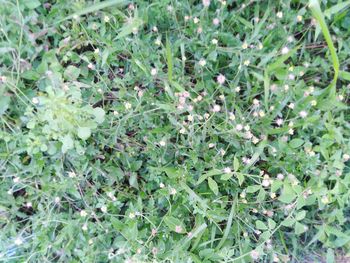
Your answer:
(0, 0), (350, 262)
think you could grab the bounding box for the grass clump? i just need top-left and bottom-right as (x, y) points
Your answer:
(0, 0), (350, 262)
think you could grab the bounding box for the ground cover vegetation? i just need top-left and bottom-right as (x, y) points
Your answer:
(0, 0), (350, 262)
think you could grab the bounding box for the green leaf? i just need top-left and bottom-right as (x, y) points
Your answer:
(281, 218), (295, 227)
(164, 216), (185, 233)
(208, 177), (219, 195)
(115, 17), (143, 40)
(268, 219), (276, 229)
(237, 173), (245, 186)
(197, 169), (222, 185)
(294, 222), (307, 235)
(161, 167), (184, 178)
(23, 0), (41, 9)
(64, 65), (80, 80)
(221, 173), (233, 181)
(326, 248), (335, 263)
(77, 127), (91, 140)
(233, 156), (240, 172)
(93, 107), (105, 124)
(246, 185), (261, 193)
(61, 134), (74, 153)
(0, 96), (10, 116)
(256, 220), (268, 230)
(289, 138), (304, 148)
(295, 210), (306, 221)
(278, 183), (296, 204)
(128, 173), (139, 189)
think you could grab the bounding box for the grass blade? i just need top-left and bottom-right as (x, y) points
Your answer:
(59, 0), (128, 22)
(324, 0), (350, 18)
(166, 35), (173, 81)
(216, 198), (236, 250)
(309, 0), (339, 95)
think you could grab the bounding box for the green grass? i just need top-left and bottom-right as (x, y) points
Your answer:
(0, 0), (350, 262)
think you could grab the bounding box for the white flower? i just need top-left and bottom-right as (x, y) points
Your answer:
(159, 182), (165, 188)
(281, 47), (289, 55)
(212, 104), (221, 112)
(297, 15), (303, 22)
(94, 48), (99, 54)
(220, 149), (226, 156)
(104, 16), (110, 23)
(241, 42), (248, 49)
(26, 202), (32, 208)
(159, 140), (166, 147)
(124, 102), (132, 110)
(311, 100), (317, 106)
(54, 197), (60, 203)
(175, 225), (182, 233)
(101, 206), (107, 213)
(213, 18), (220, 25)
(193, 17), (199, 24)
(152, 26), (158, 32)
(82, 223), (88, 231)
(288, 103), (295, 109)
(299, 111), (307, 118)
(132, 27), (138, 34)
(251, 250), (260, 260)
(252, 137), (259, 144)
(202, 0), (210, 7)
(258, 43), (263, 50)
(199, 59), (206, 66)
(13, 177), (20, 183)
(208, 143), (216, 148)
(276, 12), (283, 18)
(14, 238), (23, 246)
(236, 124), (243, 131)
(253, 99), (260, 105)
(170, 188), (177, 195)
(128, 212), (135, 219)
(211, 38), (218, 45)
(179, 128), (186, 134)
(281, 46), (289, 54)
(155, 38), (161, 45)
(88, 63), (95, 70)
(223, 167), (231, 174)
(217, 74), (226, 85)
(243, 60), (250, 66)
(343, 154), (350, 161)
(32, 97), (39, 104)
(235, 86), (241, 92)
(321, 196), (329, 204)
(80, 210), (88, 217)
(229, 112), (235, 120)
(151, 68), (157, 76)
(68, 171), (76, 178)
(277, 173), (284, 180)
(187, 115), (194, 122)
(262, 179), (270, 187)
(288, 128), (294, 135)
(276, 118), (283, 126)
(258, 110), (265, 117)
